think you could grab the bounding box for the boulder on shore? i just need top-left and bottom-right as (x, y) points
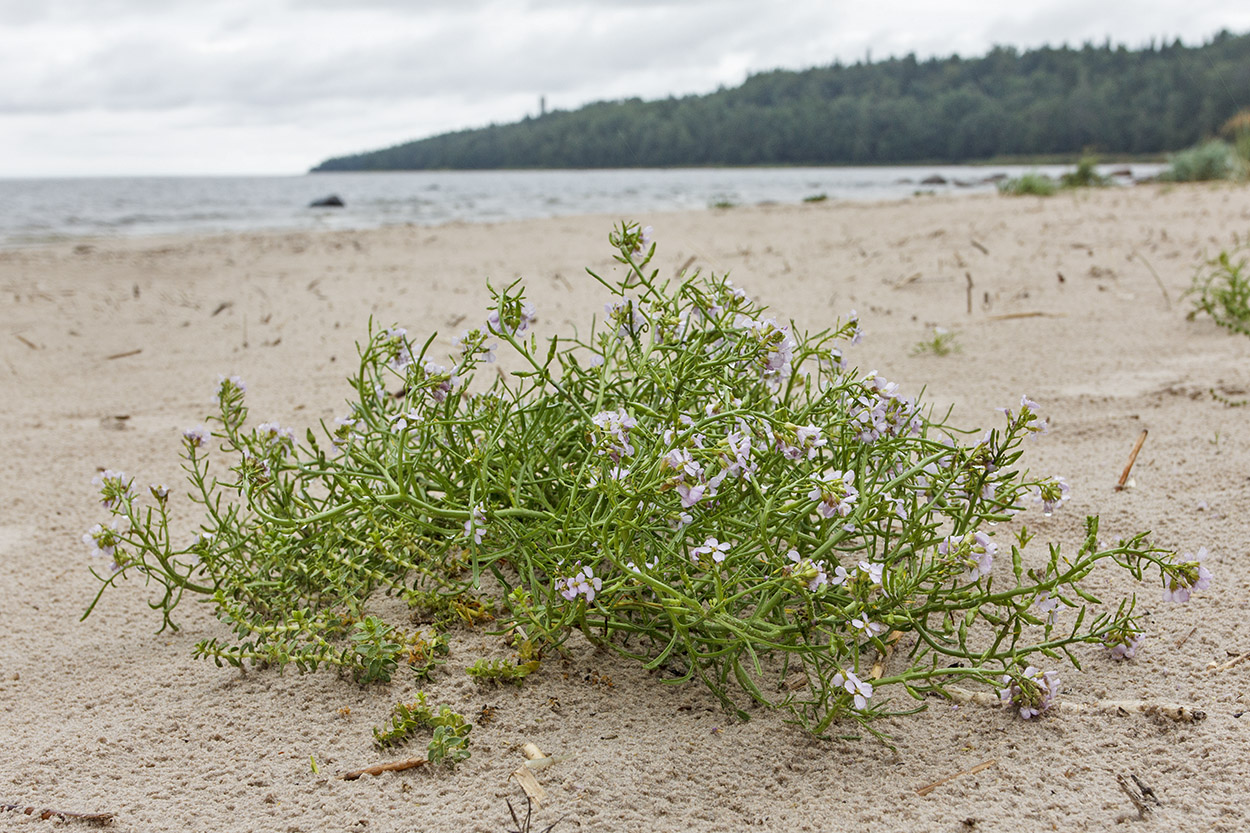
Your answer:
(920, 174), (947, 185)
(309, 195), (345, 208)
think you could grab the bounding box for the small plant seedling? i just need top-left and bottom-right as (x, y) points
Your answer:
(466, 658), (541, 686)
(912, 326), (961, 356)
(373, 693), (472, 767)
(1186, 246), (1250, 337)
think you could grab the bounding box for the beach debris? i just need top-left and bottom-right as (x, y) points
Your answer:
(943, 686), (1205, 723)
(511, 742), (571, 806)
(504, 795), (564, 833)
(338, 757), (427, 780)
(1115, 429), (1149, 491)
(105, 348), (142, 361)
(1116, 772), (1161, 820)
(970, 239), (989, 255)
(915, 758), (997, 796)
(984, 311), (1064, 320)
(309, 194), (345, 208)
(211, 301), (233, 316)
(921, 174), (947, 185)
(14, 333), (39, 350)
(1207, 650), (1250, 673)
(965, 273), (974, 314)
(1, 803), (114, 824)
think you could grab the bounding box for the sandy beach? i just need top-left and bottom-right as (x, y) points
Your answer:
(2, 183), (1249, 832)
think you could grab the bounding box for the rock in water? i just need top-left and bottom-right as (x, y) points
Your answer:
(309, 195), (345, 208)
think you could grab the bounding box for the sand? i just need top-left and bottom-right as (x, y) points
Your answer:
(2, 183), (1249, 832)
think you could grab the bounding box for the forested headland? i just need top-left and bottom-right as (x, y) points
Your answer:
(312, 30), (1250, 171)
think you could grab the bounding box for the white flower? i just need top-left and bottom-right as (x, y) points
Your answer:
(832, 670), (874, 710)
(691, 537), (732, 564)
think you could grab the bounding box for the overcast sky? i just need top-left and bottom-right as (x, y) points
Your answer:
(3, 0), (1248, 177)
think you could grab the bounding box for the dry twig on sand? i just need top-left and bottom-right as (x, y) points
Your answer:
(338, 758), (427, 780)
(1115, 429), (1148, 491)
(915, 759), (998, 796)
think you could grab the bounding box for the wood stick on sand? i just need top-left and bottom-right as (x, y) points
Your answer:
(338, 757), (427, 780)
(915, 759), (997, 796)
(1115, 429), (1148, 491)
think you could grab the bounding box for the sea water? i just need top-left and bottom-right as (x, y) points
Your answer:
(0, 164), (1162, 247)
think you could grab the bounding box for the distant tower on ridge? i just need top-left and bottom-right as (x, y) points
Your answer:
(540, 95), (547, 117)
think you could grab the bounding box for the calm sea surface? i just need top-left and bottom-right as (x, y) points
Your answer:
(0, 164), (1162, 247)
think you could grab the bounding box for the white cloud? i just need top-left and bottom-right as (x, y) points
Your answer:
(0, 0), (1247, 175)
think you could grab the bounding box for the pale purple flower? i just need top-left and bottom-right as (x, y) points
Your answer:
(829, 564), (851, 586)
(852, 616), (886, 638)
(257, 421), (296, 454)
(691, 537), (731, 564)
(625, 557), (659, 573)
(332, 416), (362, 449)
(857, 560), (884, 586)
(423, 361), (462, 404)
(464, 505), (487, 546)
(149, 483), (169, 503)
(606, 297), (648, 339)
(559, 564), (602, 604)
(1031, 476), (1070, 515)
(92, 469), (132, 510)
(487, 301), (537, 338)
(1163, 547), (1213, 603)
(661, 448), (702, 481)
(1105, 630), (1144, 660)
(998, 666), (1060, 719)
(1033, 592), (1060, 625)
(832, 669), (873, 710)
(786, 549), (828, 591)
(389, 409), (423, 433)
(938, 531), (997, 581)
(677, 482), (706, 508)
(452, 328), (497, 365)
(183, 425), (210, 449)
(215, 374), (247, 400)
(809, 470), (858, 519)
(83, 518), (125, 560)
(591, 408), (638, 462)
(380, 327), (414, 369)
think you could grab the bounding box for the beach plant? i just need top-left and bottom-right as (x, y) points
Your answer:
(1220, 109), (1250, 163)
(997, 173), (1057, 196)
(911, 327), (961, 356)
(373, 693), (472, 767)
(1059, 156), (1110, 189)
(1158, 140), (1242, 183)
(1186, 243), (1250, 337)
(82, 222), (1211, 735)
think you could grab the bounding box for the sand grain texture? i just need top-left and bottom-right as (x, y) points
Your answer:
(2, 184), (1249, 831)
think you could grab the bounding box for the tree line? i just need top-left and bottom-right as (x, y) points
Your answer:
(312, 30), (1250, 171)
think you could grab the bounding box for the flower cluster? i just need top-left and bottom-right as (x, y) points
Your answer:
(938, 531), (998, 582)
(82, 518), (125, 564)
(1162, 547), (1213, 603)
(1031, 476), (1070, 515)
(850, 372), (921, 443)
(380, 327), (414, 369)
(590, 408), (638, 463)
(487, 298), (537, 338)
(998, 394), (1047, 438)
(256, 422), (296, 455)
(92, 469), (132, 510)
(998, 665), (1060, 719)
(744, 318), (796, 391)
(809, 470), (858, 519)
